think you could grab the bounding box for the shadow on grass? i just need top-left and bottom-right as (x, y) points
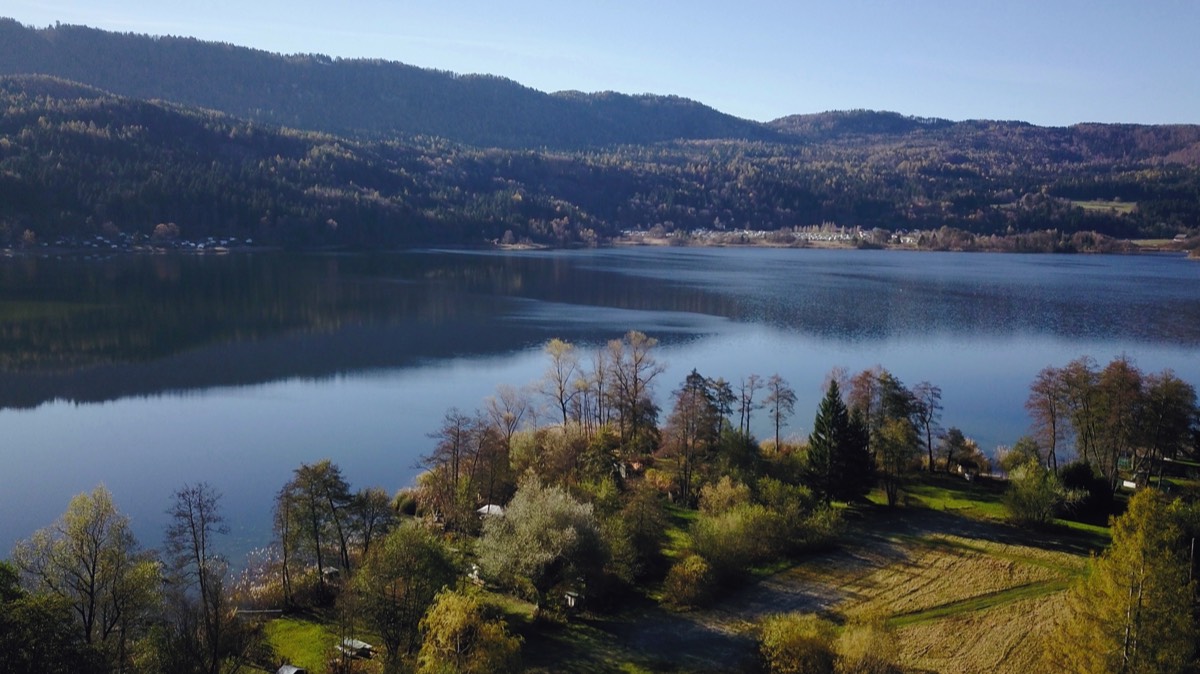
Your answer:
(519, 595), (759, 674)
(855, 482), (1110, 559)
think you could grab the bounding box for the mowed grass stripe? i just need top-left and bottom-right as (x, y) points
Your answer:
(886, 578), (1072, 628)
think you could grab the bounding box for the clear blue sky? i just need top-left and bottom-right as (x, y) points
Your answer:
(8, 0), (1200, 126)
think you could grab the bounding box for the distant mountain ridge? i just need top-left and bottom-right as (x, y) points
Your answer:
(0, 18), (779, 149)
(5, 18), (1199, 156)
(770, 109), (956, 139)
(2, 19), (1199, 250)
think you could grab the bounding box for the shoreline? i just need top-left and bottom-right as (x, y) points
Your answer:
(2, 234), (1195, 258)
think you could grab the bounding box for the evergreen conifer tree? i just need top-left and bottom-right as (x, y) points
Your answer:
(806, 381), (848, 503)
(806, 381), (873, 503)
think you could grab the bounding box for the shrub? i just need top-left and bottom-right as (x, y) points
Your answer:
(392, 488), (418, 517)
(998, 436), (1041, 475)
(476, 475), (604, 610)
(616, 482), (669, 579)
(756, 477), (842, 553)
(691, 503), (779, 578)
(1004, 459), (1066, 525)
(699, 476), (752, 514)
(800, 505), (844, 552)
(759, 612), (837, 674)
(663, 554), (715, 609)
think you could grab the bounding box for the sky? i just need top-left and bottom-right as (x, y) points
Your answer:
(7, 0), (1200, 126)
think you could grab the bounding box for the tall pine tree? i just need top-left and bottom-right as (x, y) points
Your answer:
(806, 381), (872, 503)
(806, 381), (847, 503)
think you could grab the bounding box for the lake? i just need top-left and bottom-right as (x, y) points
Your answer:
(2, 247), (1198, 558)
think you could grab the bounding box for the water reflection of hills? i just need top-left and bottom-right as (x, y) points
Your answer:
(2, 249), (1198, 410)
(0, 252), (731, 409)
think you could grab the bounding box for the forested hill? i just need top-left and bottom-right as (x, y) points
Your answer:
(2, 16), (1200, 249)
(0, 18), (776, 149)
(2, 73), (1200, 249)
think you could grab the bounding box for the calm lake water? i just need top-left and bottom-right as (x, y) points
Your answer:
(2, 247), (1199, 558)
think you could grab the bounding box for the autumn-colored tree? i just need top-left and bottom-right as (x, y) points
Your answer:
(606, 330), (665, 452)
(277, 459), (354, 591)
(1140, 370), (1197, 479)
(738, 373), (763, 437)
(540, 338), (579, 431)
(876, 417), (918, 507)
(419, 410), (493, 532)
(1026, 365), (1069, 471)
(1047, 489), (1195, 673)
(162, 482), (232, 674)
(416, 590), (521, 674)
(12, 486), (159, 669)
(348, 486), (397, 561)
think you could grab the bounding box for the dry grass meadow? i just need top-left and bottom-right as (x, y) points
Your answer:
(525, 476), (1103, 674)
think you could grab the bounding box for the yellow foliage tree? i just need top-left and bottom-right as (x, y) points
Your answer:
(1046, 489), (1196, 673)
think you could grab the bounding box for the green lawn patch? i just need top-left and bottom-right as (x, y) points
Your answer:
(902, 474), (1008, 520)
(662, 504), (697, 560)
(1051, 518), (1111, 551)
(265, 615), (339, 672)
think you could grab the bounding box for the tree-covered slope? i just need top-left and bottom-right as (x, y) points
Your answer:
(1, 71), (1199, 249)
(0, 18), (776, 149)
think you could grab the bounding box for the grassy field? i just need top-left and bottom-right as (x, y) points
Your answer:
(265, 616), (340, 671)
(527, 475), (1104, 673)
(894, 474), (1008, 520)
(832, 528), (1085, 673)
(1072, 199), (1137, 214)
